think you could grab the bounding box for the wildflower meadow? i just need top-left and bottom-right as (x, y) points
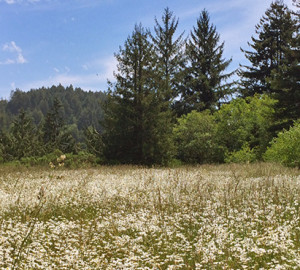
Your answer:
(0, 163), (299, 269)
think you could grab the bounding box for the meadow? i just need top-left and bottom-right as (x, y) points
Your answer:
(0, 163), (299, 269)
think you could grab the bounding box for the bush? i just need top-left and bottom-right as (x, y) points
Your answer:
(19, 150), (98, 168)
(225, 143), (257, 163)
(264, 121), (300, 168)
(173, 110), (223, 164)
(215, 94), (276, 160)
(64, 151), (98, 168)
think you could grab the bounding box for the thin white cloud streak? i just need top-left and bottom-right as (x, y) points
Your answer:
(1, 0), (40, 3)
(23, 56), (117, 91)
(0, 41), (27, 65)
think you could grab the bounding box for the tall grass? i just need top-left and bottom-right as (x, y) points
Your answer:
(0, 163), (299, 269)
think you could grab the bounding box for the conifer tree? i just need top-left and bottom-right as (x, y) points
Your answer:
(10, 110), (41, 159)
(42, 98), (64, 145)
(150, 7), (185, 105)
(269, 9), (300, 130)
(175, 9), (232, 115)
(239, 0), (298, 96)
(103, 24), (174, 165)
(42, 98), (76, 153)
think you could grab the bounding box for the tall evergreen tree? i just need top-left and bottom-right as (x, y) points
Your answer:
(42, 98), (64, 145)
(239, 0), (298, 96)
(175, 9), (232, 115)
(103, 24), (174, 165)
(0, 110), (41, 161)
(150, 7), (185, 104)
(10, 110), (41, 159)
(269, 8), (300, 130)
(42, 98), (76, 153)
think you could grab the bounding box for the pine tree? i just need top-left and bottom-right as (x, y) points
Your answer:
(239, 0), (298, 96)
(10, 110), (41, 159)
(42, 97), (64, 146)
(150, 7), (185, 105)
(269, 10), (300, 130)
(175, 9), (232, 115)
(42, 98), (76, 153)
(103, 24), (174, 165)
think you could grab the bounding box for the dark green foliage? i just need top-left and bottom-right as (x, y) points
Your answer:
(264, 121), (300, 168)
(268, 17), (300, 131)
(84, 126), (104, 160)
(175, 9), (233, 116)
(0, 110), (42, 161)
(239, 0), (298, 96)
(3, 85), (105, 134)
(103, 24), (174, 165)
(173, 110), (222, 163)
(18, 150), (97, 168)
(150, 7), (186, 104)
(0, 99), (11, 132)
(42, 98), (77, 153)
(42, 98), (64, 145)
(10, 110), (42, 159)
(0, 132), (15, 161)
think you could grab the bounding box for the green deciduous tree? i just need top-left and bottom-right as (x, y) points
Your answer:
(215, 95), (277, 160)
(264, 120), (300, 168)
(103, 24), (174, 165)
(173, 110), (222, 163)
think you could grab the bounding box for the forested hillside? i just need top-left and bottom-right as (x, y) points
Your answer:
(0, 84), (105, 134)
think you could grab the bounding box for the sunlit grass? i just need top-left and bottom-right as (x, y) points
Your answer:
(0, 163), (299, 269)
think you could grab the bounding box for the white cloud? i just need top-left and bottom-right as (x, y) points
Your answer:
(0, 41), (27, 65)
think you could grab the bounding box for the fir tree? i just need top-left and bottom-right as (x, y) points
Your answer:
(10, 110), (41, 159)
(42, 97), (64, 145)
(150, 7), (185, 104)
(175, 9), (232, 115)
(103, 24), (174, 165)
(239, 0), (298, 96)
(269, 9), (300, 130)
(42, 98), (76, 153)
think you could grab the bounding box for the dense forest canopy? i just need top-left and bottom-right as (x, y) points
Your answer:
(0, 0), (299, 167)
(0, 84), (105, 133)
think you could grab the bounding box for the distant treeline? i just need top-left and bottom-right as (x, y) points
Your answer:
(0, 84), (105, 138)
(0, 1), (299, 167)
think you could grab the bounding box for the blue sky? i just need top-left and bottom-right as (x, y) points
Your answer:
(0, 0), (297, 99)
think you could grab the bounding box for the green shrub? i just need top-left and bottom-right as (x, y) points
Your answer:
(20, 149), (64, 167)
(19, 150), (98, 168)
(64, 151), (98, 168)
(173, 110), (223, 164)
(225, 143), (257, 163)
(215, 94), (276, 160)
(264, 121), (300, 168)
